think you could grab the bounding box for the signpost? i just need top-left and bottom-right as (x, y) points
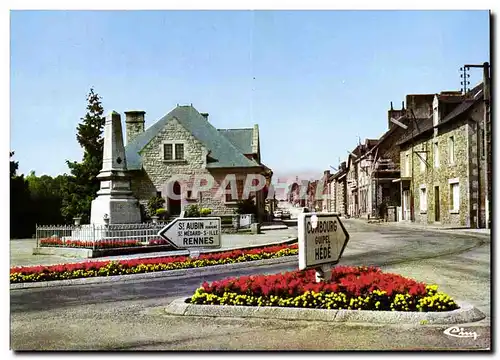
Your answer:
(298, 212), (350, 282)
(158, 217), (222, 257)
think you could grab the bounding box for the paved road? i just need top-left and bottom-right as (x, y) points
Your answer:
(10, 220), (491, 351)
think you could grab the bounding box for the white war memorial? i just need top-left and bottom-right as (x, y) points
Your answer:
(69, 111), (142, 241)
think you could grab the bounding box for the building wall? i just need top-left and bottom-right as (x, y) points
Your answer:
(335, 177), (347, 216)
(402, 118), (472, 227)
(357, 159), (372, 218)
(467, 102), (487, 228)
(131, 117), (265, 216)
(346, 161), (358, 217)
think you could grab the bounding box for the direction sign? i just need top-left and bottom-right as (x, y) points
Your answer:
(298, 212), (349, 270)
(158, 217), (222, 249)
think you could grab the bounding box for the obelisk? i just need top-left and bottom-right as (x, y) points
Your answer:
(90, 111), (141, 225)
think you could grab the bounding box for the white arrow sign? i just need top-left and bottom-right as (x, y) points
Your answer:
(158, 217), (222, 249)
(298, 212), (349, 270)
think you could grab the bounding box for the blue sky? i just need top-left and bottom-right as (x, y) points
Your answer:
(10, 10), (490, 179)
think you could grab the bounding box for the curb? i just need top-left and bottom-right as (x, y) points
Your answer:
(10, 255), (299, 290)
(261, 225), (288, 230)
(165, 298), (486, 325)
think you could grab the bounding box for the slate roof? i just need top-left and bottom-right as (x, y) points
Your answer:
(438, 84), (484, 128)
(217, 128), (254, 155)
(125, 105), (261, 170)
(397, 83), (484, 147)
(395, 117), (434, 147)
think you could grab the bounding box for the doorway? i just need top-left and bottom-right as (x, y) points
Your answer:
(434, 186), (440, 222)
(402, 190), (410, 220)
(168, 181), (182, 216)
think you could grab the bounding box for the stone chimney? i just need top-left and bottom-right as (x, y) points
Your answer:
(200, 113), (209, 121)
(388, 101), (406, 130)
(124, 111), (146, 144)
(405, 94), (434, 119)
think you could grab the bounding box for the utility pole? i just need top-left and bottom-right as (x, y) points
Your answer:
(461, 62), (491, 229)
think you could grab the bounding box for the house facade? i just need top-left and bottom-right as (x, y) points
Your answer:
(345, 140), (377, 217)
(328, 161), (347, 215)
(354, 98), (435, 220)
(354, 139), (379, 218)
(124, 105), (272, 221)
(396, 83), (488, 228)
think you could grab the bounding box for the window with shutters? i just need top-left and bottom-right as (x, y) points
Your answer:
(434, 142), (439, 167)
(448, 136), (455, 165)
(420, 152), (427, 173)
(405, 153), (410, 177)
(449, 179), (460, 213)
(419, 186), (427, 212)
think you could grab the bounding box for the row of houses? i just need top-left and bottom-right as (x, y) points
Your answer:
(322, 68), (491, 229)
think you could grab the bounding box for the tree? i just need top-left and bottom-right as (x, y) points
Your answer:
(235, 197), (258, 216)
(10, 152), (33, 238)
(26, 171), (66, 225)
(60, 88), (105, 223)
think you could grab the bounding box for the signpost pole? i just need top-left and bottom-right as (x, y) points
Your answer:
(315, 264), (332, 283)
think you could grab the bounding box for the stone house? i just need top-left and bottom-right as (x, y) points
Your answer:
(396, 83), (488, 228)
(345, 148), (359, 217)
(311, 171), (330, 212)
(345, 140), (377, 217)
(328, 162), (347, 215)
(124, 105), (272, 221)
(353, 101), (425, 220)
(287, 177), (309, 208)
(352, 139), (379, 218)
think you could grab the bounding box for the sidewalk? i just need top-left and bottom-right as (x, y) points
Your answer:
(10, 227), (298, 268)
(347, 217), (491, 237)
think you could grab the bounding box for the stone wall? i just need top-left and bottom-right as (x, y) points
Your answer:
(468, 102), (487, 228)
(404, 117), (471, 227)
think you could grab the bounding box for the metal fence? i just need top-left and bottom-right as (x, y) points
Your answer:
(36, 222), (171, 250)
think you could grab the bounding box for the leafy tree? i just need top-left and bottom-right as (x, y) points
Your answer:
(10, 152), (33, 238)
(26, 171), (66, 225)
(60, 88), (105, 223)
(235, 197), (258, 216)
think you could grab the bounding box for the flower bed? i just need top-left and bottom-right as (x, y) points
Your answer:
(39, 237), (170, 249)
(10, 243), (298, 284)
(188, 266), (459, 312)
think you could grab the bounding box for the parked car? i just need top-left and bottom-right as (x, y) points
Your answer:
(281, 209), (291, 219)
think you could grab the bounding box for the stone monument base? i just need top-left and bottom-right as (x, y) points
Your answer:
(90, 195), (142, 226)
